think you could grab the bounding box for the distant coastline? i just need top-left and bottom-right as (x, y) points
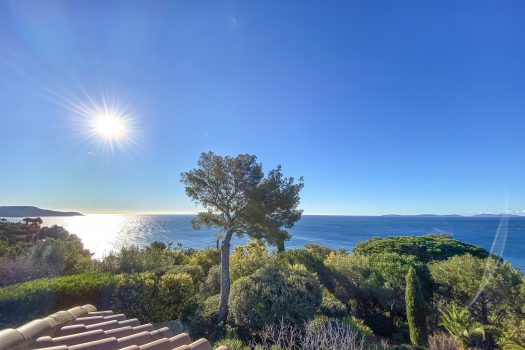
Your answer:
(0, 206), (83, 217)
(382, 213), (523, 218)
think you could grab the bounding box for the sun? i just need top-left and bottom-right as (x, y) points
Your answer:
(92, 112), (128, 141)
(56, 88), (142, 155)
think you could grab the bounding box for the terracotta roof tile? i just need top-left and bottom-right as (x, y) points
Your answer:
(0, 306), (227, 350)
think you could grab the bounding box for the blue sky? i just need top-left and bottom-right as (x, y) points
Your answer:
(1, 0), (524, 215)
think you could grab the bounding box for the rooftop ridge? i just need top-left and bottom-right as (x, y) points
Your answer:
(0, 306), (227, 350)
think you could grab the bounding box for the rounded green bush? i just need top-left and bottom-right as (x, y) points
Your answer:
(229, 264), (322, 330)
(158, 273), (196, 320)
(204, 265), (221, 296)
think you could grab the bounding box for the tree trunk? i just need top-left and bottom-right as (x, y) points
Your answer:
(217, 231), (233, 322)
(277, 238), (285, 252)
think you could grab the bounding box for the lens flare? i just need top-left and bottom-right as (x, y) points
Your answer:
(468, 215), (508, 308)
(51, 87), (143, 156)
(91, 111), (128, 141)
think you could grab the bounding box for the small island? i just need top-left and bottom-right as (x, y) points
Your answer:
(0, 206), (83, 217)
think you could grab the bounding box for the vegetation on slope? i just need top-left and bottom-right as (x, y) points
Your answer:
(0, 218), (524, 349)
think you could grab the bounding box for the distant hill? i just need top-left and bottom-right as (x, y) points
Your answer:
(473, 213), (522, 217)
(382, 213), (522, 218)
(0, 206), (83, 217)
(382, 214), (463, 217)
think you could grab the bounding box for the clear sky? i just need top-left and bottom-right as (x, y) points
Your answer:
(1, 0), (524, 215)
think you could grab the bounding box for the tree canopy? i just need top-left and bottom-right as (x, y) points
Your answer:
(353, 234), (490, 263)
(181, 151), (304, 321)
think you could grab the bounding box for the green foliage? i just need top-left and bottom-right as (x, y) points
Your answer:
(229, 264), (322, 330)
(280, 247), (334, 290)
(185, 248), (221, 275)
(439, 303), (489, 349)
(166, 265), (205, 285)
(181, 152), (304, 321)
(353, 234), (490, 263)
(212, 338), (250, 350)
(182, 294), (221, 339)
(204, 265), (221, 297)
(320, 288), (347, 318)
(405, 267), (428, 347)
(324, 252), (375, 304)
(0, 273), (115, 327)
(158, 273), (196, 320)
(111, 272), (160, 322)
(230, 240), (270, 282)
(0, 226), (94, 286)
(430, 254), (523, 327)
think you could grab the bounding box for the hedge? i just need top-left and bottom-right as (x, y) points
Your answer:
(0, 273), (115, 327)
(0, 272), (197, 328)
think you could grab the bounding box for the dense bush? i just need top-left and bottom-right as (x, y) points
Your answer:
(229, 264), (322, 330)
(158, 273), (196, 320)
(430, 254), (523, 328)
(230, 240), (270, 282)
(0, 273), (115, 327)
(183, 294), (221, 339)
(111, 272), (160, 322)
(280, 247), (334, 290)
(0, 270), (199, 327)
(204, 265), (221, 297)
(319, 288), (347, 318)
(166, 265), (205, 285)
(185, 248), (221, 274)
(0, 224), (94, 286)
(353, 234), (489, 263)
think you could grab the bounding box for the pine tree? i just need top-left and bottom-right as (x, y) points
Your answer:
(405, 266), (428, 347)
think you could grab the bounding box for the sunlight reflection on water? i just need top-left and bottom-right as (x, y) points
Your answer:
(35, 214), (224, 259)
(8, 214), (524, 270)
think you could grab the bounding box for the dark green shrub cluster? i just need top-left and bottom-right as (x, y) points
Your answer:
(352, 234), (490, 262)
(229, 264), (322, 330)
(0, 273), (115, 327)
(0, 271), (198, 328)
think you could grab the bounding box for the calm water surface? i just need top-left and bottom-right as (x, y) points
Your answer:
(9, 215), (525, 270)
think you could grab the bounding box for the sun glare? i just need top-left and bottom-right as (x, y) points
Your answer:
(58, 90), (142, 155)
(92, 112), (128, 141)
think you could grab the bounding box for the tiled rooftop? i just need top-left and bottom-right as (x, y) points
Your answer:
(0, 305), (227, 350)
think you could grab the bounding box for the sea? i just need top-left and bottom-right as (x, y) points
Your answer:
(8, 215), (525, 271)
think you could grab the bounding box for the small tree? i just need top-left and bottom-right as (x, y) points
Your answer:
(405, 266), (428, 347)
(439, 303), (489, 349)
(181, 152), (303, 321)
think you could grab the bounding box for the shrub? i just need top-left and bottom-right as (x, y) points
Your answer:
(405, 267), (428, 347)
(353, 235), (489, 263)
(428, 332), (459, 350)
(111, 272), (160, 322)
(0, 273), (115, 327)
(319, 288), (347, 318)
(212, 338), (250, 350)
(229, 264), (322, 330)
(230, 240), (270, 282)
(204, 265), (221, 296)
(166, 265), (205, 285)
(183, 294), (221, 339)
(280, 248), (334, 289)
(158, 273), (196, 320)
(258, 319), (365, 350)
(185, 248), (221, 274)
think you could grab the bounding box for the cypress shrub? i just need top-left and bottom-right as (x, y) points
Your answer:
(405, 267), (428, 347)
